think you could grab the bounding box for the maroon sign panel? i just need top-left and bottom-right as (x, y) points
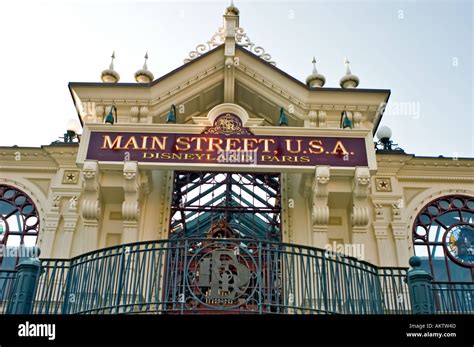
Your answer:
(85, 131), (368, 167)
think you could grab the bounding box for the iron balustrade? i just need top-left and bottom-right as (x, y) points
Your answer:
(4, 240), (471, 314)
(27, 238), (414, 315)
(0, 270), (16, 314)
(432, 282), (474, 314)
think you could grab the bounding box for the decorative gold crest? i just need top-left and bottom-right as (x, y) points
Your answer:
(202, 113), (253, 136)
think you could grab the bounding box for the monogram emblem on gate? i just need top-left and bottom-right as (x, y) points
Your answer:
(198, 249), (251, 303)
(186, 241), (257, 308)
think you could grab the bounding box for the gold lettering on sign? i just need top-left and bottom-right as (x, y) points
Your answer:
(150, 136), (168, 150)
(308, 140), (324, 154)
(102, 135), (123, 149)
(331, 140), (349, 155)
(123, 136), (139, 150)
(175, 137), (191, 151)
(285, 139), (303, 154)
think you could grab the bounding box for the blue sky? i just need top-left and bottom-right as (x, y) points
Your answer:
(0, 0), (472, 157)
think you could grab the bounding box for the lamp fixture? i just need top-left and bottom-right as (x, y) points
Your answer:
(340, 111), (353, 129)
(105, 106), (117, 125)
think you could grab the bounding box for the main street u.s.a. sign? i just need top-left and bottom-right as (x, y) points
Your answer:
(80, 113), (373, 171)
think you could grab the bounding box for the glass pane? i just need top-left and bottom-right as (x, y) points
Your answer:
(25, 216), (38, 227)
(428, 224), (444, 242)
(6, 213), (23, 232)
(3, 189), (15, 199)
(22, 204), (34, 214)
(23, 235), (37, 247)
(6, 235), (21, 247)
(0, 200), (15, 216)
(452, 198), (464, 209)
(436, 211), (460, 228)
(14, 195), (26, 206)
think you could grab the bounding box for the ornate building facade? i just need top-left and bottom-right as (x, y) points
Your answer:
(0, 4), (472, 314)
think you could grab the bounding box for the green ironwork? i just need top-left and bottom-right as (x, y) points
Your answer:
(407, 256), (435, 314)
(432, 282), (474, 313)
(11, 238), (412, 314)
(2, 240), (473, 315)
(170, 172), (281, 241)
(6, 258), (42, 314)
(0, 270), (16, 314)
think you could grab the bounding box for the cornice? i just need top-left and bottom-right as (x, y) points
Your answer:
(236, 63), (380, 114)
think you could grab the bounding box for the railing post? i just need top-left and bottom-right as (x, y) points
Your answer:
(7, 256), (42, 314)
(407, 256), (434, 314)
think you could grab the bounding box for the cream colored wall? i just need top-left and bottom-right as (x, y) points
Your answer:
(1, 146), (473, 267)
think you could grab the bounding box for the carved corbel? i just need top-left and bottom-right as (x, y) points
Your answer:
(139, 106), (150, 123)
(311, 166), (330, 230)
(351, 167), (370, 228)
(82, 161), (100, 221)
(81, 102), (98, 123)
(353, 111), (362, 128)
(122, 161), (140, 222)
(306, 111), (317, 128)
(317, 111), (326, 127)
(130, 106), (139, 123)
(122, 161), (141, 243)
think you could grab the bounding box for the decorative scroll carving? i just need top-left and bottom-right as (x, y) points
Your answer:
(312, 166), (330, 229)
(235, 28), (276, 65)
(184, 26), (276, 66)
(184, 27), (225, 63)
(122, 161), (140, 222)
(351, 167), (371, 228)
(82, 161), (100, 220)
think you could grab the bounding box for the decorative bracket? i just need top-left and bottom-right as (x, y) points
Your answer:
(311, 166), (330, 229)
(82, 161), (100, 221)
(351, 167), (371, 228)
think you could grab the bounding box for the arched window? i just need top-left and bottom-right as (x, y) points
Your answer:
(0, 184), (40, 249)
(413, 195), (474, 282)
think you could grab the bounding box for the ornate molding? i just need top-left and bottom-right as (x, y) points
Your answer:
(184, 27), (225, 64)
(235, 28), (275, 65)
(396, 175), (474, 182)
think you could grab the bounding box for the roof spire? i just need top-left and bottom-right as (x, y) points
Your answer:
(312, 57), (318, 73)
(339, 57), (359, 89)
(135, 51), (154, 84)
(101, 51), (120, 83)
(306, 56), (326, 88)
(109, 51), (115, 69)
(344, 57), (351, 74)
(224, 0), (240, 16)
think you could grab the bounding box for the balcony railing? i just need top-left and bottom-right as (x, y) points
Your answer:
(27, 238), (412, 314)
(0, 270), (16, 314)
(6, 239), (473, 315)
(432, 282), (474, 314)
